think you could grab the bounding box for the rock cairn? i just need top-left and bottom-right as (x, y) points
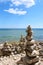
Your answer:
(20, 35), (25, 42)
(17, 25), (39, 65)
(24, 25), (39, 65)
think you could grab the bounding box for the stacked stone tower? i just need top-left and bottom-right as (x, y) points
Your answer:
(25, 25), (39, 65)
(26, 25), (32, 41)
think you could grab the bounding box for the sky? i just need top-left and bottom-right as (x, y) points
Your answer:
(0, 0), (43, 28)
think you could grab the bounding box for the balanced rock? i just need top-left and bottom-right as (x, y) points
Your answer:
(26, 25), (32, 41)
(25, 25), (39, 65)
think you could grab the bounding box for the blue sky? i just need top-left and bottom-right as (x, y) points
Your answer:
(0, 0), (43, 28)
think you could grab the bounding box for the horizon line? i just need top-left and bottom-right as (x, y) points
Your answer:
(0, 27), (43, 29)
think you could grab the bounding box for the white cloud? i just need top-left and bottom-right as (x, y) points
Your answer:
(0, 0), (35, 8)
(11, 0), (35, 8)
(4, 8), (27, 15)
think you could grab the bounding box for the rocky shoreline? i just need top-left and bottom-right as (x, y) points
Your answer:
(0, 25), (43, 65)
(0, 41), (26, 65)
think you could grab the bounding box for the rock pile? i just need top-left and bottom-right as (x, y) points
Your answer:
(1, 41), (20, 56)
(17, 25), (39, 65)
(24, 25), (39, 65)
(1, 40), (26, 56)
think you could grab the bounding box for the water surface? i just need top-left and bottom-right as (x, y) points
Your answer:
(0, 28), (43, 42)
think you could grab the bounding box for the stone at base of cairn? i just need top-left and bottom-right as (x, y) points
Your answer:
(23, 56), (39, 65)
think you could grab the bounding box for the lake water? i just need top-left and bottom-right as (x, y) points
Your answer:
(0, 28), (43, 42)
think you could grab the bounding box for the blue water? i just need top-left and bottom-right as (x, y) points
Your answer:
(0, 28), (43, 42)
